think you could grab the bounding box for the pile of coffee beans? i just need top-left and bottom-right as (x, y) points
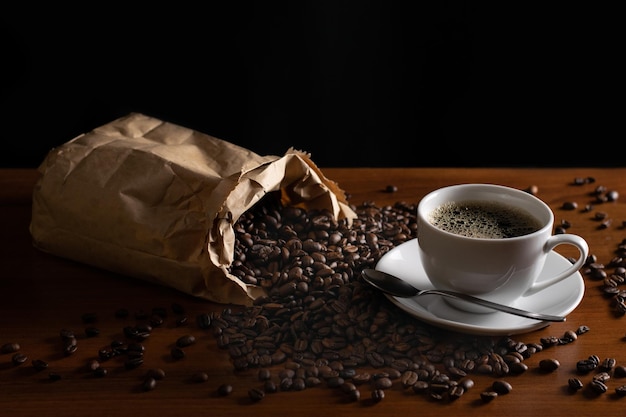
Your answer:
(206, 192), (589, 403)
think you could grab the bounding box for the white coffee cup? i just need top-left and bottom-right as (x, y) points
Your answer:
(417, 183), (589, 313)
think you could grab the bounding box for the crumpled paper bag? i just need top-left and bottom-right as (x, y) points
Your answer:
(30, 112), (357, 306)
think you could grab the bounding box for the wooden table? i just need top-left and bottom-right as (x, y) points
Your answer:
(3, 167), (626, 416)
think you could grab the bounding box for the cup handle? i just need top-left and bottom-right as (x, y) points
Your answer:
(525, 234), (589, 296)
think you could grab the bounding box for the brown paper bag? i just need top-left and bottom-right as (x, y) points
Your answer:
(30, 112), (357, 305)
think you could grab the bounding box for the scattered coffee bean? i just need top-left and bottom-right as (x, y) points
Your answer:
(264, 380), (278, 393)
(348, 389), (361, 401)
(48, 372), (62, 381)
(84, 326), (100, 337)
(616, 385), (626, 397)
(170, 347), (185, 360)
(32, 359), (49, 371)
(539, 358), (560, 372)
(577, 355), (600, 373)
(248, 387), (265, 401)
(191, 371), (209, 383)
(448, 385), (465, 400)
(524, 185), (538, 195)
(371, 389), (385, 403)
(142, 377), (157, 391)
(374, 377), (393, 390)
(589, 379), (608, 394)
(1, 342), (20, 354)
(124, 357), (144, 370)
(176, 335), (196, 348)
(196, 313), (212, 329)
(593, 372), (610, 384)
(562, 201), (578, 210)
(614, 365), (626, 378)
(508, 362), (528, 374)
(258, 368), (271, 381)
(568, 378), (584, 391)
(385, 185), (398, 193)
(11, 352), (28, 366)
(600, 357), (616, 371)
(86, 359), (100, 371)
(492, 380), (512, 394)
(480, 391), (498, 402)
(59, 329), (76, 341)
(217, 383), (233, 396)
(146, 368), (166, 380)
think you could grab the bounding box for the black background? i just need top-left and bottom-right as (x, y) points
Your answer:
(1, 3), (621, 168)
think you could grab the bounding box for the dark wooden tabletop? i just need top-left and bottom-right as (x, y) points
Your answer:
(3, 167), (626, 416)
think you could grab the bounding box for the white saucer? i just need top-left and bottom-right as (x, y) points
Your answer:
(375, 239), (585, 336)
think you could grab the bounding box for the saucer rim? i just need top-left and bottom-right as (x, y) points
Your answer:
(376, 239), (585, 336)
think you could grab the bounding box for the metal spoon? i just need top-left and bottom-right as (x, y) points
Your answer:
(361, 269), (566, 322)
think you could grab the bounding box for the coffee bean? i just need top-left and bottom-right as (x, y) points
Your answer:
(191, 371), (209, 383)
(385, 185), (398, 193)
(59, 329), (76, 341)
(492, 380), (512, 394)
(600, 357), (616, 371)
(264, 380), (278, 393)
(124, 357), (144, 370)
(1, 342), (20, 354)
(142, 377), (157, 391)
(590, 379), (608, 394)
(47, 372), (62, 381)
(86, 359), (100, 371)
(373, 377), (393, 390)
(614, 365), (626, 378)
(84, 327), (100, 337)
(292, 378), (306, 391)
(196, 313), (212, 329)
(348, 389), (361, 401)
(248, 387), (265, 401)
(176, 335), (196, 348)
(371, 389), (385, 403)
(217, 383), (233, 396)
(480, 391), (498, 402)
(11, 352), (28, 366)
(508, 362), (528, 374)
(456, 378), (473, 391)
(562, 201), (578, 210)
(146, 368), (166, 380)
(170, 347), (185, 360)
(32, 359), (49, 371)
(539, 358), (560, 372)
(258, 368), (271, 381)
(448, 385), (465, 400)
(400, 370), (418, 387)
(593, 371), (611, 383)
(568, 378), (584, 391)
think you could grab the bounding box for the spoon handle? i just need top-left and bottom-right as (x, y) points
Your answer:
(420, 289), (566, 322)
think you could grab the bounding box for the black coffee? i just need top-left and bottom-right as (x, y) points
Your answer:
(428, 200), (543, 239)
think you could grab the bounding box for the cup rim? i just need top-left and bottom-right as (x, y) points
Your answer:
(418, 183), (554, 241)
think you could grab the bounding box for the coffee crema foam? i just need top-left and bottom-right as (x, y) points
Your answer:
(428, 200), (543, 239)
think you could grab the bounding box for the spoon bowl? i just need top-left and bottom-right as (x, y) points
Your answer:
(361, 268), (566, 322)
